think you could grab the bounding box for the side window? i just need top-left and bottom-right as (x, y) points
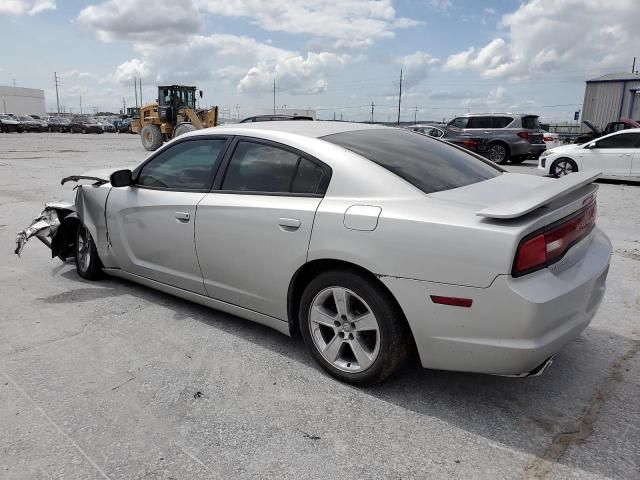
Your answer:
(429, 128), (444, 138)
(222, 142), (301, 193)
(221, 141), (327, 194)
(448, 117), (468, 129)
(137, 139), (226, 189)
(595, 133), (640, 149)
(492, 117), (513, 128)
(292, 158), (324, 194)
(466, 117), (492, 129)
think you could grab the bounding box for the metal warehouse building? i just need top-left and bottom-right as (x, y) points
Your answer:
(581, 72), (640, 131)
(0, 86), (46, 117)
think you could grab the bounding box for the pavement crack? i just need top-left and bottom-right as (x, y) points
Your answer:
(523, 339), (640, 479)
(3, 321), (96, 357)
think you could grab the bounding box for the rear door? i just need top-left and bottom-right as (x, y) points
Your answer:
(629, 134), (640, 179)
(582, 132), (638, 178)
(195, 138), (331, 319)
(106, 137), (229, 294)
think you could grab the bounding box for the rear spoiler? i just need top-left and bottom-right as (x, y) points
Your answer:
(477, 172), (601, 219)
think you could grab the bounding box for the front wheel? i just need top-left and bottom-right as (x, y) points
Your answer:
(299, 270), (412, 384)
(76, 224), (103, 280)
(550, 157), (578, 177)
(488, 142), (510, 164)
(141, 124), (163, 151)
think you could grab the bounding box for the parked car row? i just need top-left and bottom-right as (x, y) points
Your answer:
(0, 114), (128, 134)
(408, 113), (547, 164)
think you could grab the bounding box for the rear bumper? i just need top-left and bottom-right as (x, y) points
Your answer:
(381, 228), (611, 376)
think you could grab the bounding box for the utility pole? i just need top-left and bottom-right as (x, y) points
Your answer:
(134, 77), (138, 110)
(79, 95), (82, 115)
(414, 106), (418, 124)
(11, 78), (16, 87)
(139, 78), (143, 106)
(633, 57), (637, 73)
(371, 101), (374, 124)
(340, 112), (343, 121)
(3, 100), (6, 114)
(333, 112), (336, 121)
(273, 78), (276, 115)
(235, 104), (240, 121)
(122, 97), (126, 115)
(397, 69), (403, 126)
(54, 72), (61, 114)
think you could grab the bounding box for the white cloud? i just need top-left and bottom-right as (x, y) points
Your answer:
(444, 0), (640, 79)
(114, 59), (150, 83)
(63, 70), (98, 80)
(430, 0), (452, 12)
(398, 51), (440, 89)
(78, 0), (202, 43)
(0, 0), (55, 15)
(196, 0), (420, 48)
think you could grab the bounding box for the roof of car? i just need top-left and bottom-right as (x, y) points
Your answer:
(204, 121), (389, 139)
(457, 112), (537, 117)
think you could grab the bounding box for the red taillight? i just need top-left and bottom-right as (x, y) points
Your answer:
(543, 135), (553, 141)
(462, 139), (477, 148)
(513, 200), (597, 276)
(430, 296), (473, 308)
(517, 131), (529, 139)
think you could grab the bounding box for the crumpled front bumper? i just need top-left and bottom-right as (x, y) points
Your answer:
(15, 203), (76, 258)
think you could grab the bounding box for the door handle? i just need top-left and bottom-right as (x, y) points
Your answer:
(175, 212), (190, 222)
(278, 218), (301, 230)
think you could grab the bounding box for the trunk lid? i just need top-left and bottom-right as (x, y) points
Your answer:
(428, 172), (600, 275)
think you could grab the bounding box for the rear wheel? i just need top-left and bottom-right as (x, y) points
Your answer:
(75, 224), (103, 280)
(488, 142), (510, 164)
(173, 123), (197, 138)
(299, 270), (411, 384)
(141, 124), (163, 151)
(550, 157), (578, 177)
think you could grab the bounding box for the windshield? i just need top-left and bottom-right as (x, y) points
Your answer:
(322, 129), (501, 194)
(18, 116), (33, 121)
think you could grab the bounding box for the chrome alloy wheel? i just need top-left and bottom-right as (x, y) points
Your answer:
(554, 159), (575, 176)
(77, 226), (91, 272)
(308, 287), (381, 373)
(488, 143), (507, 163)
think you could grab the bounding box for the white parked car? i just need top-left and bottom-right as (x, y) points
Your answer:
(543, 131), (561, 150)
(16, 122), (611, 384)
(539, 128), (640, 179)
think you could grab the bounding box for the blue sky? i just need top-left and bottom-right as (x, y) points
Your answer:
(1, 0), (638, 122)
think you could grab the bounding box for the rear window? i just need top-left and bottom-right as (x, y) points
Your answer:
(521, 116), (540, 129)
(322, 129), (501, 194)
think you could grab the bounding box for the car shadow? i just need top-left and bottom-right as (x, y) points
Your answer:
(41, 264), (635, 478)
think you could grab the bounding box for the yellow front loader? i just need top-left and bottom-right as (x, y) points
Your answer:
(131, 85), (218, 151)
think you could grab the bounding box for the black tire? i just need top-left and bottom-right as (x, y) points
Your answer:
(550, 157), (578, 178)
(487, 142), (510, 164)
(81, 128), (87, 134)
(173, 123), (197, 139)
(299, 270), (412, 385)
(141, 124), (163, 151)
(75, 224), (103, 280)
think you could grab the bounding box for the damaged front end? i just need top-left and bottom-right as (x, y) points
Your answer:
(15, 203), (80, 260)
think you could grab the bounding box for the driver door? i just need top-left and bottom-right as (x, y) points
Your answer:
(106, 137), (229, 294)
(582, 132), (638, 177)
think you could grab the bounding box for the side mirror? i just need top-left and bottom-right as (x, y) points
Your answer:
(110, 169), (132, 187)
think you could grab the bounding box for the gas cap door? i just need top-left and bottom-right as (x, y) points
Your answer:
(344, 205), (382, 231)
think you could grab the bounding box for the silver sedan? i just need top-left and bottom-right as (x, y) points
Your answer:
(17, 122), (611, 384)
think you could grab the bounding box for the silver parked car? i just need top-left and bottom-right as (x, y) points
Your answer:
(16, 122), (611, 384)
(446, 112), (546, 164)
